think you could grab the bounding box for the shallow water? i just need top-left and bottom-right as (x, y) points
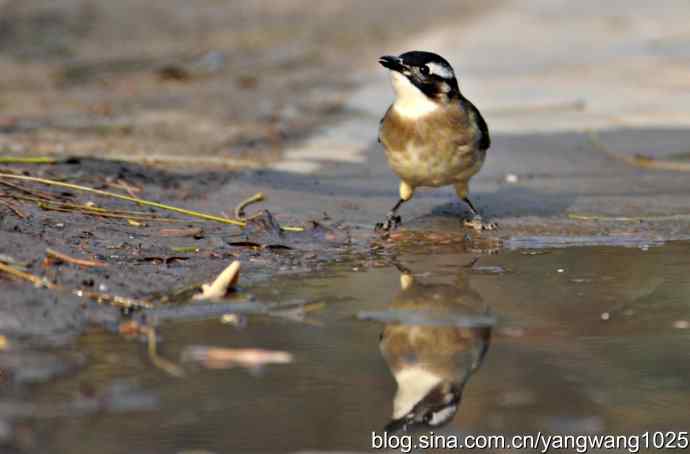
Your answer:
(29, 242), (690, 453)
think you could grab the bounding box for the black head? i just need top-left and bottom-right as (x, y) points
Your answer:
(384, 382), (461, 434)
(379, 51), (460, 101)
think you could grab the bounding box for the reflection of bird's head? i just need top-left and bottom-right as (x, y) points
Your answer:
(379, 51), (460, 109)
(384, 375), (461, 434)
(379, 266), (491, 433)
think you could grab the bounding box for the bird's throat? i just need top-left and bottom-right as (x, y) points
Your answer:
(390, 72), (439, 119)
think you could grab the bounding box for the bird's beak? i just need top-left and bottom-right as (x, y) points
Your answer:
(379, 55), (406, 72)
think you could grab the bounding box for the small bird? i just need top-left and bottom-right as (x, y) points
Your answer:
(377, 50), (495, 231)
(379, 268), (492, 433)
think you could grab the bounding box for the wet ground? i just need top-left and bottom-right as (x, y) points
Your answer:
(2, 0), (690, 452)
(8, 242), (690, 453)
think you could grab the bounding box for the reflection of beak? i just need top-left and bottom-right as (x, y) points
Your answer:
(384, 416), (410, 434)
(379, 55), (406, 73)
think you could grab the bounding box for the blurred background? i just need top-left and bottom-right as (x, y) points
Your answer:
(2, 0), (689, 174)
(0, 0), (489, 165)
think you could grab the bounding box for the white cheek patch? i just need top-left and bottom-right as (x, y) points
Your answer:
(426, 62), (454, 79)
(390, 72), (438, 119)
(428, 405), (457, 427)
(392, 367), (442, 419)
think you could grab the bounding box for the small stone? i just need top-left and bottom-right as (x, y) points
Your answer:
(504, 173), (519, 183)
(600, 312), (610, 321)
(557, 268), (565, 273)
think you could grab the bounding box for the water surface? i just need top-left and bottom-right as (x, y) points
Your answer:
(30, 242), (690, 452)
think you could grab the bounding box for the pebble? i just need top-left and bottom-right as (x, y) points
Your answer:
(504, 173), (519, 183)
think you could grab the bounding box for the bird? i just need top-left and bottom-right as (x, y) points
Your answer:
(376, 50), (495, 231)
(379, 266), (492, 433)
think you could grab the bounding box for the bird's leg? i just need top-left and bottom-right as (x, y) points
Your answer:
(375, 198), (405, 231)
(455, 182), (497, 231)
(462, 196), (497, 231)
(375, 181), (414, 231)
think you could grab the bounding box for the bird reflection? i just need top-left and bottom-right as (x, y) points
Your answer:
(379, 265), (492, 433)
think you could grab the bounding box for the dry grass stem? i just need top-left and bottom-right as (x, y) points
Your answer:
(46, 248), (107, 268)
(0, 172), (303, 231)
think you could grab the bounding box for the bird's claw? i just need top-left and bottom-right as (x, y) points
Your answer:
(463, 216), (498, 232)
(375, 214), (402, 232)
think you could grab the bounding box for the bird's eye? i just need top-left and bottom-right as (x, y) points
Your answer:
(420, 65), (430, 76)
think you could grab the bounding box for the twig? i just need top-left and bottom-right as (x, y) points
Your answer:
(0, 173), (244, 225)
(588, 131), (690, 172)
(568, 212), (690, 222)
(0, 262), (55, 288)
(46, 248), (107, 268)
(0, 261), (152, 309)
(146, 327), (185, 378)
(0, 199), (27, 218)
(0, 156), (60, 164)
(235, 192), (264, 219)
(0, 180), (59, 200)
(0, 173), (304, 231)
(76, 289), (153, 309)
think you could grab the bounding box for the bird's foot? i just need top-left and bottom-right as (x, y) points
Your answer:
(463, 215), (498, 232)
(375, 213), (402, 232)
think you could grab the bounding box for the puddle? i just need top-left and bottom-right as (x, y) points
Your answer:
(15, 242), (690, 452)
